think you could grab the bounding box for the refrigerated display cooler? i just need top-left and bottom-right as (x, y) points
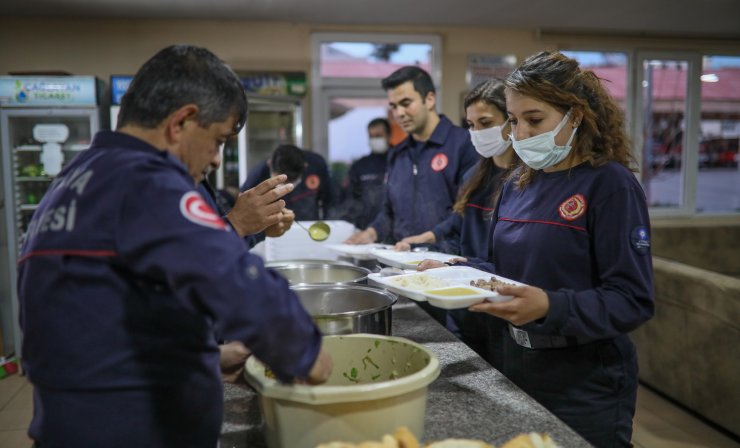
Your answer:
(0, 75), (104, 357)
(219, 93), (303, 193)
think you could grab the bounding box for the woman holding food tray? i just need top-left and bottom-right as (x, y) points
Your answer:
(397, 78), (516, 368)
(420, 51), (655, 447)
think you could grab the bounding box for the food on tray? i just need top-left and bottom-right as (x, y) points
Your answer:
(470, 277), (516, 291)
(424, 287), (480, 296)
(500, 433), (560, 448)
(390, 274), (446, 290)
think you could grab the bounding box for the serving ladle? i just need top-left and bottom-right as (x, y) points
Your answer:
(294, 220), (331, 242)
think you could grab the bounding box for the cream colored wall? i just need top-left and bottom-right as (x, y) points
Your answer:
(1, 18), (739, 142)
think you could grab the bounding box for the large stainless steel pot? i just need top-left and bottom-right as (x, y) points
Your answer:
(267, 261), (370, 286)
(291, 285), (397, 335)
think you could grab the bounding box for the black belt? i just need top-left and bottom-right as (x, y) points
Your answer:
(508, 324), (592, 349)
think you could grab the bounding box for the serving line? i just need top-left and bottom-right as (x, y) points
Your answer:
(220, 296), (591, 447)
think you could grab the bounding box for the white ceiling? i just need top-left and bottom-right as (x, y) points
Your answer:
(1, 0), (739, 38)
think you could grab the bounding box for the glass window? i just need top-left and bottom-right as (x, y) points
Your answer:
(561, 51), (628, 113)
(320, 42), (433, 78)
(640, 59), (689, 209)
(698, 55), (740, 213)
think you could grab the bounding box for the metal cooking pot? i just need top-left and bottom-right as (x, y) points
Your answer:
(291, 285), (397, 335)
(267, 262), (370, 286)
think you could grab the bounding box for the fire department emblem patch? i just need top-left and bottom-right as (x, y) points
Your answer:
(558, 194), (587, 221)
(431, 153), (448, 172)
(179, 191), (228, 230)
(305, 174), (320, 190)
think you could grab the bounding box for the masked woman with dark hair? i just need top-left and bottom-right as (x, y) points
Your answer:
(398, 79), (516, 366)
(454, 52), (654, 447)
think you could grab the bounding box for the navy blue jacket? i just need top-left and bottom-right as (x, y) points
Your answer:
(17, 131), (322, 446)
(469, 161), (655, 340)
(427, 160), (501, 257)
(241, 149), (335, 221)
(345, 152), (388, 229)
(369, 115), (478, 243)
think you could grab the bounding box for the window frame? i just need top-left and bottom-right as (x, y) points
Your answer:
(310, 32), (442, 160)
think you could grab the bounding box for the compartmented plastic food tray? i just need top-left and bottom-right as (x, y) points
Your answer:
(369, 249), (459, 269)
(368, 266), (524, 309)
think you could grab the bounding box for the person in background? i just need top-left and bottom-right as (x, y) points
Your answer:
(241, 144), (335, 221)
(334, 117), (391, 229)
(345, 66), (478, 245)
(345, 65), (478, 327)
(453, 51), (654, 447)
(402, 79), (516, 367)
(17, 44), (332, 447)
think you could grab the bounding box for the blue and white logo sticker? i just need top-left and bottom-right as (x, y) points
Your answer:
(631, 226), (651, 255)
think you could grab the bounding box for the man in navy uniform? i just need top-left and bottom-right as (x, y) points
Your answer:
(346, 66), (477, 244)
(17, 45), (332, 447)
(342, 117), (392, 229)
(241, 145), (335, 221)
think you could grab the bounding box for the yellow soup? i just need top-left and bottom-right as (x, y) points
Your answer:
(309, 227), (328, 240)
(425, 287), (479, 296)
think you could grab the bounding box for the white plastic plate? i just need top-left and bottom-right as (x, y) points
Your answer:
(325, 243), (393, 260)
(369, 266), (525, 309)
(369, 248), (458, 269)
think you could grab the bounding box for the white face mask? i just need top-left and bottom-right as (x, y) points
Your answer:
(369, 137), (389, 154)
(511, 110), (578, 170)
(469, 124), (510, 158)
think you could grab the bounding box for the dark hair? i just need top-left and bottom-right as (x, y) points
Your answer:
(505, 51), (635, 188)
(463, 79), (507, 116)
(271, 144), (305, 182)
(367, 117), (391, 135)
(117, 45), (247, 134)
(381, 66), (436, 99)
(453, 79), (514, 215)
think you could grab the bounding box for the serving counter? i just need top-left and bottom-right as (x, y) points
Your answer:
(220, 296), (592, 447)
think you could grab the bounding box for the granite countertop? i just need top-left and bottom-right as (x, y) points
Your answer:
(220, 297), (592, 448)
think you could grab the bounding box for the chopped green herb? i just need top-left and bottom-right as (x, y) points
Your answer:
(350, 367), (358, 378)
(371, 374), (381, 380)
(374, 340), (381, 348)
(343, 372), (359, 383)
(362, 356), (380, 370)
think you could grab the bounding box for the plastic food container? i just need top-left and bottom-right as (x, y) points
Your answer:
(244, 334), (440, 448)
(368, 266), (525, 309)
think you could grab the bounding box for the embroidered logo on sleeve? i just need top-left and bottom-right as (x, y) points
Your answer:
(179, 191), (228, 231)
(305, 174), (320, 190)
(631, 226), (651, 255)
(430, 153), (449, 172)
(558, 194), (587, 221)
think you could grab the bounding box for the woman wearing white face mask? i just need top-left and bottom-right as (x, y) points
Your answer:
(395, 80), (516, 258)
(395, 79), (517, 364)
(460, 52), (654, 447)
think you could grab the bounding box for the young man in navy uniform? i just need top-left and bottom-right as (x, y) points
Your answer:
(17, 45), (332, 447)
(345, 66), (478, 244)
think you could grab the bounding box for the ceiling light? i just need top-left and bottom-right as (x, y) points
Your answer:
(701, 74), (719, 82)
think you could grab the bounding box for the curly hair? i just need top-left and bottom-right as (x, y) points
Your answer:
(505, 51), (636, 188)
